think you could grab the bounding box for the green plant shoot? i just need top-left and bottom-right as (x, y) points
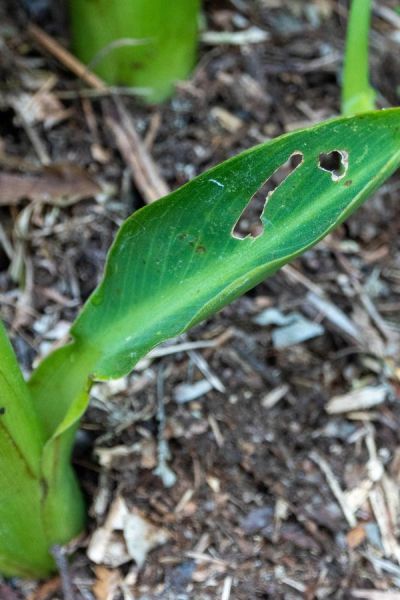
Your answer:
(342, 0), (376, 115)
(0, 109), (399, 577)
(0, 321), (84, 577)
(69, 0), (200, 103)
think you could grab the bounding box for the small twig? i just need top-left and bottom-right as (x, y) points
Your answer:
(10, 99), (50, 165)
(358, 286), (394, 342)
(148, 339), (217, 358)
(221, 576), (233, 600)
(153, 366), (177, 487)
(310, 451), (357, 528)
(105, 100), (169, 203)
(374, 5), (400, 29)
(351, 591), (400, 599)
(50, 545), (75, 600)
(188, 349), (226, 393)
(27, 23), (169, 204)
(144, 112), (162, 150)
(208, 414), (224, 448)
(28, 23), (106, 91)
(282, 264), (325, 297)
(54, 86), (151, 99)
(369, 487), (400, 562)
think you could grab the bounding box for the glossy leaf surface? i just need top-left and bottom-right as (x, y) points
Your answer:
(30, 109), (400, 442)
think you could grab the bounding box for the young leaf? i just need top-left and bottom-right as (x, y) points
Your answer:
(26, 109), (400, 549)
(30, 109), (400, 441)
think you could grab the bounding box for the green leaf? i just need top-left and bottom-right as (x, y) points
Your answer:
(30, 109), (400, 441)
(27, 110), (400, 555)
(30, 109), (400, 436)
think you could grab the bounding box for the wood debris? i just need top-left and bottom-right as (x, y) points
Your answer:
(88, 496), (169, 569)
(326, 385), (388, 415)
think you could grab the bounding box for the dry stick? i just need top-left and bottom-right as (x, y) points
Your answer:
(105, 101), (169, 202)
(28, 23), (106, 91)
(27, 23), (169, 204)
(374, 4), (400, 29)
(50, 545), (76, 600)
(153, 365), (177, 487)
(310, 451), (357, 528)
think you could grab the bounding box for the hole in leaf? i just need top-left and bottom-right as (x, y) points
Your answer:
(232, 152), (303, 240)
(318, 150), (348, 181)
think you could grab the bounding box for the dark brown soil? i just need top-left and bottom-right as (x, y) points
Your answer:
(1, 1), (400, 599)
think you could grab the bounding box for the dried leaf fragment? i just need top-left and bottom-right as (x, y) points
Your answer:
(123, 512), (170, 568)
(87, 497), (169, 569)
(0, 164), (102, 206)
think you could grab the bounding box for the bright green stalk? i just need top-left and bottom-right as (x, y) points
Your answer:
(0, 321), (84, 578)
(342, 0), (376, 115)
(0, 321), (51, 577)
(69, 0), (200, 103)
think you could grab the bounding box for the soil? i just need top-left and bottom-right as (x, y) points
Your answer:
(1, 1), (400, 599)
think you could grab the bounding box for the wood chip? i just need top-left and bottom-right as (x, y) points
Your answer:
(261, 384), (289, 409)
(310, 451), (357, 528)
(346, 524), (366, 549)
(211, 107), (243, 133)
(93, 566), (121, 600)
(221, 576), (233, 600)
(369, 487), (400, 561)
(351, 592), (400, 600)
(326, 386), (387, 415)
(174, 379), (213, 403)
(306, 291), (362, 343)
(201, 26), (270, 45)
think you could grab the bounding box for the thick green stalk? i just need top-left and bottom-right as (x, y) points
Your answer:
(0, 322), (85, 578)
(0, 321), (51, 577)
(342, 0), (376, 115)
(69, 0), (200, 103)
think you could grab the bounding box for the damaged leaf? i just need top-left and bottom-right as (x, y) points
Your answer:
(26, 109), (400, 562)
(30, 109), (400, 434)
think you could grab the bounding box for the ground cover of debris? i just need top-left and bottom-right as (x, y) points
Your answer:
(1, 1), (400, 598)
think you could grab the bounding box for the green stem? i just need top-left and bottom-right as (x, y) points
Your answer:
(69, 0), (200, 103)
(342, 0), (376, 115)
(0, 322), (85, 578)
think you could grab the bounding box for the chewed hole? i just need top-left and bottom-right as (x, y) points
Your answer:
(232, 152), (304, 240)
(318, 150), (348, 181)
